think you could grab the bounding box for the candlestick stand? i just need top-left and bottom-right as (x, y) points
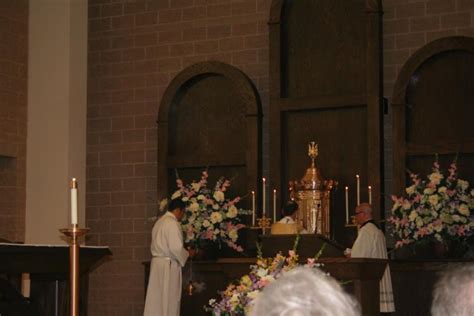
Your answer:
(60, 224), (89, 316)
(344, 215), (359, 231)
(255, 215), (272, 235)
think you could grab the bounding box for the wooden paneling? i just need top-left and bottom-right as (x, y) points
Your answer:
(269, 0), (384, 246)
(281, 0), (366, 98)
(392, 37), (474, 193)
(158, 62), (262, 211)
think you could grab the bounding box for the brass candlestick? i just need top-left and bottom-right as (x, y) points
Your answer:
(60, 224), (89, 316)
(256, 215), (272, 234)
(344, 215), (359, 231)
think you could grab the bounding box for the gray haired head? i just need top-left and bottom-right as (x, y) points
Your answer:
(431, 264), (474, 316)
(251, 267), (360, 316)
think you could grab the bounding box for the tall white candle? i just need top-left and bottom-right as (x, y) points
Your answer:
(273, 189), (277, 222)
(345, 186), (349, 224)
(71, 178), (78, 225)
(356, 174), (360, 206)
(262, 178), (266, 217)
(368, 186), (372, 205)
(251, 191), (256, 226)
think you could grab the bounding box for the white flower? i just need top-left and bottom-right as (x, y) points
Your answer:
(438, 186), (447, 194)
(226, 205), (238, 218)
(424, 188), (435, 195)
(182, 196), (189, 202)
(428, 195), (439, 206)
(409, 210), (418, 222)
(406, 185), (416, 195)
(416, 217), (424, 228)
(452, 215), (462, 222)
(229, 229), (238, 242)
(202, 220), (211, 228)
(212, 203), (220, 210)
(189, 202), (200, 213)
(210, 212), (223, 223)
(159, 199), (168, 211)
(197, 194), (205, 200)
(171, 190), (181, 200)
(247, 290), (259, 300)
(230, 293), (239, 305)
(194, 220), (202, 230)
(256, 268), (268, 278)
(428, 172), (443, 185)
(402, 200), (412, 210)
(457, 179), (469, 191)
(440, 213), (453, 224)
(213, 191), (225, 202)
(459, 204), (470, 216)
(191, 182), (201, 192)
(209, 299), (216, 305)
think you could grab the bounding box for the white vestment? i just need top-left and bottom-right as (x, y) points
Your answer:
(351, 221), (395, 313)
(144, 212), (189, 316)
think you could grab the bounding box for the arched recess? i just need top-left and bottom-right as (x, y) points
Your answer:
(269, 0), (383, 244)
(392, 36), (474, 194)
(157, 61), (262, 209)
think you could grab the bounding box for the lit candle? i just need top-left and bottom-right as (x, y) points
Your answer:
(356, 174), (360, 206)
(262, 178), (266, 217)
(273, 189), (277, 222)
(368, 185), (372, 205)
(345, 186), (349, 224)
(71, 178), (78, 225)
(251, 191), (256, 226)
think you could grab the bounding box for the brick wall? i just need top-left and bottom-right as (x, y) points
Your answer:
(0, 0), (28, 243)
(86, 0), (270, 314)
(87, 0), (474, 314)
(382, 0), (474, 222)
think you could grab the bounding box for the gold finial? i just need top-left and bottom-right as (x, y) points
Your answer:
(70, 178), (78, 189)
(308, 142), (318, 167)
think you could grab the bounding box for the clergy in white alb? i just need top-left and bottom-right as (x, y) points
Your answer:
(349, 203), (395, 313)
(144, 199), (193, 316)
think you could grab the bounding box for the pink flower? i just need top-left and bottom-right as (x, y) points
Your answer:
(306, 258), (316, 268)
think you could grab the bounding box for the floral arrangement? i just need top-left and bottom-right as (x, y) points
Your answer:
(388, 158), (474, 252)
(161, 170), (250, 253)
(206, 238), (326, 315)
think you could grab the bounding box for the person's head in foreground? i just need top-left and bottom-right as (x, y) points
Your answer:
(251, 267), (360, 316)
(431, 264), (474, 316)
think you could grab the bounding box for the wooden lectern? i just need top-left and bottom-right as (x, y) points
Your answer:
(0, 243), (111, 316)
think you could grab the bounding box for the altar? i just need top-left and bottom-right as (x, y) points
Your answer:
(177, 257), (387, 316)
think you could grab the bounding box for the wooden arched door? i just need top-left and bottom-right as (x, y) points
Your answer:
(157, 62), (262, 211)
(392, 36), (474, 194)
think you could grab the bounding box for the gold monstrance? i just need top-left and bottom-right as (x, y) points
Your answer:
(289, 142), (337, 237)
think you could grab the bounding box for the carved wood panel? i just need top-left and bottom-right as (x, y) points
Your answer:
(270, 0), (383, 246)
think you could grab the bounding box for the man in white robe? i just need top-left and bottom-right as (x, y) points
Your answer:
(348, 203), (395, 313)
(144, 199), (194, 316)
